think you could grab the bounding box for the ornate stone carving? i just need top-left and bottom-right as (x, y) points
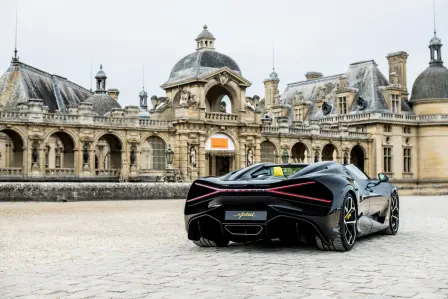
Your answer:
(179, 89), (197, 108)
(150, 96), (170, 112)
(218, 73), (229, 85)
(294, 91), (305, 105)
(190, 146), (197, 168)
(247, 148), (254, 166)
(246, 95), (260, 112)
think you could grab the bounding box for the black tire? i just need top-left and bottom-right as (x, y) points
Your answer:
(315, 192), (357, 252)
(192, 237), (229, 247)
(383, 193), (399, 235)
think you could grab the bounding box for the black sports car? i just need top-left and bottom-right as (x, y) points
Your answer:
(184, 161), (399, 251)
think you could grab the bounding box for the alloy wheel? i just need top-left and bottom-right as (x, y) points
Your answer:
(344, 195), (357, 246)
(390, 195), (399, 232)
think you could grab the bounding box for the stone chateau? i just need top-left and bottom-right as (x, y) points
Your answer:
(0, 25), (447, 188)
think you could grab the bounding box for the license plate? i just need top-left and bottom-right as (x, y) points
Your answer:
(225, 211), (267, 221)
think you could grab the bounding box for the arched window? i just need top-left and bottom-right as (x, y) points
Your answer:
(261, 141), (277, 163)
(148, 136), (166, 170)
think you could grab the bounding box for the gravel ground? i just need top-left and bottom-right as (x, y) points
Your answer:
(1, 197), (448, 299)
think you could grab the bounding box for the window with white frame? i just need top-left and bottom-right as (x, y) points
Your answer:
(383, 147), (392, 173)
(403, 148), (411, 173)
(338, 97), (347, 114)
(391, 94), (400, 113)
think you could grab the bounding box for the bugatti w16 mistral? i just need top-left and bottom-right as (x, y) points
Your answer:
(184, 161), (399, 251)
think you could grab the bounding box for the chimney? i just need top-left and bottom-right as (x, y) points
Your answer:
(305, 72), (323, 81)
(107, 89), (120, 100)
(386, 51), (409, 90)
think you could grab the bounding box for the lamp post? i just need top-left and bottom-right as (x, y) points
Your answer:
(166, 144), (174, 169)
(281, 148), (289, 164)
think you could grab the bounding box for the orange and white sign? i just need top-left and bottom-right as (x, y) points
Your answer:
(210, 138), (228, 149)
(206, 133), (235, 151)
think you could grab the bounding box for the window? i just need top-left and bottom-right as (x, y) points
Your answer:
(384, 125), (392, 133)
(391, 94), (400, 113)
(403, 148), (411, 173)
(403, 126), (411, 134)
(345, 164), (370, 180)
(338, 97), (347, 114)
(383, 147), (392, 173)
(260, 141), (277, 163)
(148, 136), (166, 170)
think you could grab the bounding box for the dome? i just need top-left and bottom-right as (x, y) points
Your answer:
(196, 25), (215, 40)
(430, 36), (442, 46)
(166, 50), (241, 85)
(139, 89), (148, 97)
(84, 94), (121, 116)
(410, 65), (448, 101)
(95, 64), (107, 79)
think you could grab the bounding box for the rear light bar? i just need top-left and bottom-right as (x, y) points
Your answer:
(187, 181), (332, 203)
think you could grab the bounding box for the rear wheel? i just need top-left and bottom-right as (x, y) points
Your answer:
(316, 192), (357, 252)
(192, 237), (229, 247)
(383, 194), (399, 235)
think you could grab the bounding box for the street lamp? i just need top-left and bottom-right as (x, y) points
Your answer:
(166, 144), (174, 167)
(281, 148), (289, 164)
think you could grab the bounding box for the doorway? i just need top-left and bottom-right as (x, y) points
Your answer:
(207, 155), (233, 176)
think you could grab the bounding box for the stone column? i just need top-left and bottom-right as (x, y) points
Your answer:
(254, 136), (261, 163)
(239, 139), (246, 169)
(179, 134), (188, 179)
(198, 134), (206, 177)
(73, 149), (80, 176)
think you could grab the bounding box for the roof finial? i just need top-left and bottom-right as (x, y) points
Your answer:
(272, 44), (275, 72)
(89, 58), (92, 92)
(100, 64), (103, 70)
(203, 24), (208, 30)
(142, 64), (145, 90)
(433, 0), (437, 36)
(13, 2), (18, 60)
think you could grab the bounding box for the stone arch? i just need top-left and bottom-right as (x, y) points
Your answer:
(322, 143), (338, 161)
(350, 144), (366, 171)
(140, 135), (167, 170)
(260, 140), (278, 163)
(43, 128), (80, 150)
(204, 81), (239, 113)
(139, 133), (169, 149)
(205, 131), (239, 176)
(0, 128), (25, 169)
(43, 131), (76, 170)
(291, 141), (310, 163)
(94, 133), (123, 171)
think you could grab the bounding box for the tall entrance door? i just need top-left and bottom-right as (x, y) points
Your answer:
(208, 155), (233, 176)
(216, 156), (230, 176)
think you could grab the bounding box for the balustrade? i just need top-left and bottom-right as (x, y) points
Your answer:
(205, 112), (238, 122)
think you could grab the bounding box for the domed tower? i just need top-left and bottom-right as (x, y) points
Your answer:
(412, 33), (448, 180)
(409, 33), (448, 114)
(83, 65), (121, 116)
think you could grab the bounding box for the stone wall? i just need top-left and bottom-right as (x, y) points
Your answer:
(0, 183), (191, 202)
(0, 182), (444, 202)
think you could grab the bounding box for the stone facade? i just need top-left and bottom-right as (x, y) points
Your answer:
(0, 26), (447, 191)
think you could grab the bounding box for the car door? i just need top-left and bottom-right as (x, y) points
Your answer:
(365, 177), (390, 217)
(343, 165), (370, 217)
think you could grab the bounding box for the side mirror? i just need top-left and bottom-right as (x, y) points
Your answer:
(378, 173), (389, 183)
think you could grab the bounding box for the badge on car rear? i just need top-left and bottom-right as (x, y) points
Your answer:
(225, 211), (267, 221)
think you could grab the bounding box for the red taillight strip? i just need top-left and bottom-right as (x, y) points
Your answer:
(267, 190), (332, 203)
(268, 181), (316, 191)
(187, 181), (331, 203)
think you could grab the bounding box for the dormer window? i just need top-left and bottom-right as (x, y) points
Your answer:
(391, 94), (400, 113)
(338, 97), (347, 114)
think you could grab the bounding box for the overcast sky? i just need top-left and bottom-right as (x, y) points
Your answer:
(1, 0), (447, 108)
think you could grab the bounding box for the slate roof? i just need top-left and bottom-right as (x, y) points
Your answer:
(0, 59), (92, 113)
(279, 60), (412, 121)
(163, 50), (241, 86)
(410, 65), (448, 101)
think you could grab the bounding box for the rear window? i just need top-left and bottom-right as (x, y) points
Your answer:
(251, 165), (307, 178)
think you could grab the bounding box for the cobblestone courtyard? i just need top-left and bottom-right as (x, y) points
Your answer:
(1, 196), (448, 299)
